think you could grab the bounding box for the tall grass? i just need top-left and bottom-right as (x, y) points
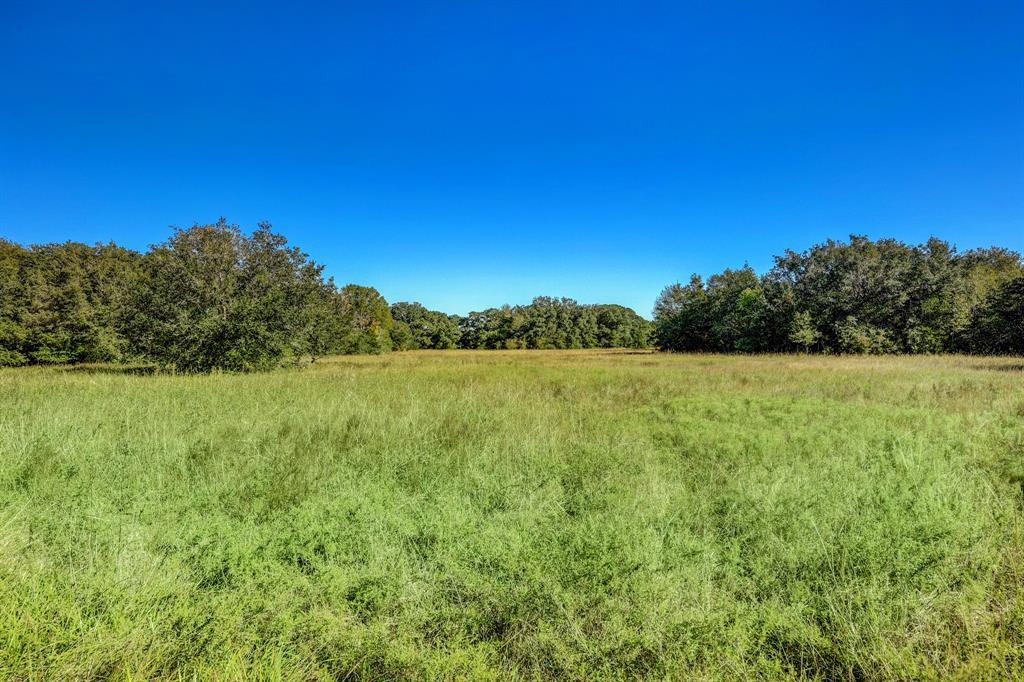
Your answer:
(1, 351), (1022, 679)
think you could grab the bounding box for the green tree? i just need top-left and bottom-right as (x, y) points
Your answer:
(294, 282), (347, 363)
(391, 302), (462, 349)
(18, 242), (141, 364)
(593, 304), (651, 348)
(705, 267), (765, 351)
(788, 311), (820, 352)
(770, 236), (919, 352)
(969, 277), (1024, 354)
(835, 316), (897, 354)
(338, 284), (393, 354)
(389, 320), (417, 351)
(128, 220), (326, 371)
(653, 276), (712, 352)
(0, 240), (29, 366)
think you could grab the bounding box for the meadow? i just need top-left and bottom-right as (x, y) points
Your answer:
(1, 350), (1022, 680)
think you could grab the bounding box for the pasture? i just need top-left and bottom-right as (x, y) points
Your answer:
(1, 351), (1022, 679)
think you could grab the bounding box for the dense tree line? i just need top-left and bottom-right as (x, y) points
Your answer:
(4, 226), (1019, 370)
(451, 299), (650, 350)
(0, 221), (650, 370)
(389, 297), (651, 351)
(0, 221), (358, 371)
(654, 235), (1024, 354)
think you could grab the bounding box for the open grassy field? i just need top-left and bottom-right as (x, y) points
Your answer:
(1, 351), (1023, 680)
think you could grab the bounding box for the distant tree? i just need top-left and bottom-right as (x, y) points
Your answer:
(493, 305), (528, 349)
(294, 282), (347, 363)
(430, 312), (462, 349)
(454, 298), (649, 351)
(5, 225), (1023, 368)
(789, 311), (821, 352)
(338, 284), (393, 354)
(705, 267), (765, 351)
(969, 277), (1024, 354)
(953, 247), (1024, 350)
(770, 236), (919, 351)
(593, 304), (651, 348)
(456, 310), (488, 349)
(759, 278), (798, 351)
(654, 235), (1024, 355)
(391, 302), (462, 349)
(21, 244), (97, 363)
(524, 297), (581, 349)
(389, 320), (417, 351)
(835, 316), (897, 354)
(654, 276), (712, 352)
(390, 302), (428, 349)
(901, 237), (960, 353)
(468, 305), (525, 349)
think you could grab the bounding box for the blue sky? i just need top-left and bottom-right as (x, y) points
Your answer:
(2, 1), (1021, 317)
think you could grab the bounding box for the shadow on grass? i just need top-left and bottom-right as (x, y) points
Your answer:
(979, 363), (1024, 373)
(596, 350), (657, 355)
(63, 365), (159, 376)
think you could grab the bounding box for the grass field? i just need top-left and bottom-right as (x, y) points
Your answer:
(1, 350), (1023, 680)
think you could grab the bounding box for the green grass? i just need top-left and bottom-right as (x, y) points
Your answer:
(1, 351), (1023, 680)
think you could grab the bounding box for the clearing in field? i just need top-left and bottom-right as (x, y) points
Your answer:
(1, 350), (1022, 679)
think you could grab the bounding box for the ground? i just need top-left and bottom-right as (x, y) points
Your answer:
(1, 350), (1022, 679)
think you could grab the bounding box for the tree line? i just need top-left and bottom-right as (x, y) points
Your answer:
(2, 225), (1021, 370)
(654, 235), (1024, 355)
(0, 220), (651, 371)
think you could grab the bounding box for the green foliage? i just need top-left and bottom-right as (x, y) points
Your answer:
(2, 352), (1022, 678)
(654, 270), (777, 353)
(293, 281), (349, 362)
(390, 301), (462, 349)
(0, 239), (141, 366)
(126, 220), (328, 372)
(654, 276), (712, 351)
(2, 220), (652, 370)
(969, 276), (1024, 354)
(0, 339), (26, 366)
(788, 310), (820, 352)
(835, 316), (898, 354)
(707, 267), (765, 351)
(337, 284), (393, 355)
(0, 240), (29, 367)
(656, 235), (1024, 354)
(388, 319), (417, 351)
(593, 303), (651, 348)
(3, 227), (1019, 368)
(456, 297), (650, 350)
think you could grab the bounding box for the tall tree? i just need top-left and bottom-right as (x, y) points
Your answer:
(391, 301), (462, 349)
(0, 240), (30, 366)
(656, 235), (1023, 354)
(338, 284), (393, 354)
(654, 276), (712, 352)
(127, 220), (326, 371)
(969, 277), (1024, 355)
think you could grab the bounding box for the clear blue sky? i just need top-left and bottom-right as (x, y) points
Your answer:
(2, 1), (1021, 317)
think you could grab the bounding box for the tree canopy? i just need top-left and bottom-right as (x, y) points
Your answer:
(3, 227), (1020, 370)
(654, 235), (1024, 354)
(0, 222), (653, 370)
(451, 298), (650, 350)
